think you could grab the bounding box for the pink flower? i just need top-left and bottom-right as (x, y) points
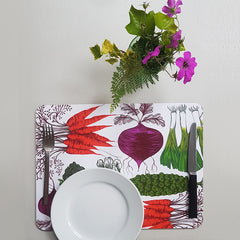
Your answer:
(168, 30), (182, 48)
(162, 0), (183, 17)
(176, 51), (197, 84)
(142, 46), (162, 64)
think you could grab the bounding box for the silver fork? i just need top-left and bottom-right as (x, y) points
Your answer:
(42, 124), (55, 205)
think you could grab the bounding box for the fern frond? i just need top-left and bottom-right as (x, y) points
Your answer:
(110, 58), (159, 112)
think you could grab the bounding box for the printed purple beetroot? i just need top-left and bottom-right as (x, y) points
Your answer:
(114, 104), (165, 168)
(118, 123), (163, 167)
(38, 187), (56, 217)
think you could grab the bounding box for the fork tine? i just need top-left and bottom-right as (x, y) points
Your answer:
(48, 125), (52, 140)
(46, 124), (50, 139)
(43, 124), (46, 139)
(50, 125), (54, 142)
(42, 124), (54, 141)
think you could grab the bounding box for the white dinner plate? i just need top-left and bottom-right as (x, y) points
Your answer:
(51, 168), (144, 240)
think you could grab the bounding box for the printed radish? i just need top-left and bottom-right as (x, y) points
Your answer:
(114, 104), (165, 168)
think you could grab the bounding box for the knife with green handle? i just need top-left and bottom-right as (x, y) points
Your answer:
(188, 122), (197, 218)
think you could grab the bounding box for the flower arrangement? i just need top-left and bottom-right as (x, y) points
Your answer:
(90, 0), (197, 112)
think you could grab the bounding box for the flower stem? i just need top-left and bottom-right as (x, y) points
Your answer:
(175, 16), (180, 29)
(155, 58), (175, 79)
(164, 68), (175, 79)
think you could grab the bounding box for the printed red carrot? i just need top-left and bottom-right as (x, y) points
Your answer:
(66, 147), (97, 155)
(86, 117), (111, 130)
(68, 115), (112, 131)
(144, 205), (174, 213)
(67, 133), (112, 147)
(144, 210), (154, 219)
(144, 209), (159, 219)
(66, 134), (79, 140)
(143, 199), (171, 206)
(149, 220), (173, 229)
(89, 133), (113, 143)
(67, 106), (99, 128)
(65, 135), (112, 148)
(142, 218), (166, 228)
(63, 139), (97, 150)
(67, 132), (112, 143)
(82, 115), (112, 127)
(144, 209), (171, 219)
(72, 125), (111, 134)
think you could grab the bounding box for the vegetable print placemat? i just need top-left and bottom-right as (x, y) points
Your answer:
(35, 103), (203, 231)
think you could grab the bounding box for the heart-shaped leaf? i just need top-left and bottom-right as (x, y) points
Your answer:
(125, 5), (155, 36)
(154, 12), (177, 33)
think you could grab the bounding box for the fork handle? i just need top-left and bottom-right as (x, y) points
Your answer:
(43, 151), (50, 206)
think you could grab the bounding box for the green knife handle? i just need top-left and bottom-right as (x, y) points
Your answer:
(188, 174), (197, 218)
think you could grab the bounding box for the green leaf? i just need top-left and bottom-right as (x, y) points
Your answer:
(109, 44), (123, 58)
(58, 179), (64, 185)
(105, 58), (118, 65)
(112, 44), (122, 57)
(90, 44), (102, 60)
(101, 39), (113, 54)
(125, 5), (155, 36)
(161, 31), (171, 47)
(154, 12), (177, 33)
(178, 42), (185, 51)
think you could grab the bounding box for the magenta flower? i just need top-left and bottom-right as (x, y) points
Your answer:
(142, 45), (162, 64)
(162, 0), (183, 17)
(176, 51), (197, 84)
(168, 30), (182, 48)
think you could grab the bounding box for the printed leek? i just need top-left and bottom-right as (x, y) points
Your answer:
(178, 105), (188, 172)
(197, 126), (203, 155)
(160, 107), (179, 168)
(197, 151), (203, 170)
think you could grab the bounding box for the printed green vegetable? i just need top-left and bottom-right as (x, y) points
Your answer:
(197, 126), (203, 155)
(197, 151), (203, 170)
(178, 105), (188, 172)
(160, 107), (179, 169)
(178, 127), (188, 171)
(130, 173), (190, 196)
(160, 105), (203, 172)
(58, 162), (85, 185)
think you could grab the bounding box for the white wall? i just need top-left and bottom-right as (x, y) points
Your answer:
(1, 0), (239, 239)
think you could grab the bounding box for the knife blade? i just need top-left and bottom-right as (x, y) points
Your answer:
(188, 122), (197, 218)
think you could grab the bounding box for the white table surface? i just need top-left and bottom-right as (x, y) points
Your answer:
(1, 0), (240, 239)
